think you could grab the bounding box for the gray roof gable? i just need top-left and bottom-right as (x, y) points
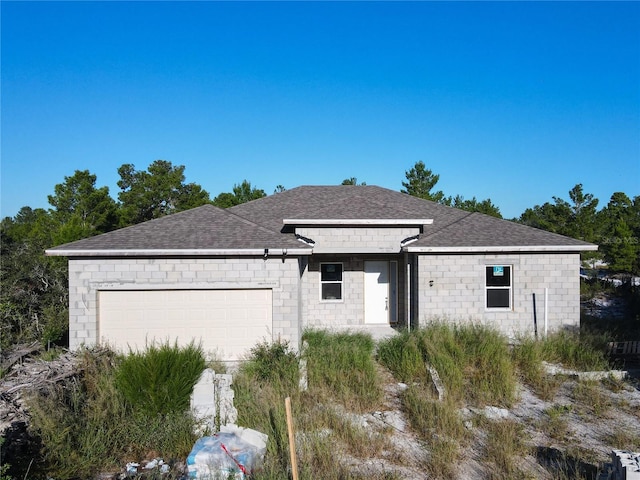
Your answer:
(46, 204), (310, 256)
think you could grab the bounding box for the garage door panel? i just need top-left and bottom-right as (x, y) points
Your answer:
(98, 289), (273, 360)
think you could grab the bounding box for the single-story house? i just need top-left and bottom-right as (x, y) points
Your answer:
(46, 185), (597, 360)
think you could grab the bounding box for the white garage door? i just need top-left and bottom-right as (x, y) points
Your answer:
(98, 289), (272, 360)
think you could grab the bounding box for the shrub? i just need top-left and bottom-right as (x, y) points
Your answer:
(115, 340), (206, 415)
(243, 339), (299, 390)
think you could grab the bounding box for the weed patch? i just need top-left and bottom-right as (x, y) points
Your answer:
(115, 341), (206, 416)
(379, 323), (516, 407)
(26, 348), (199, 479)
(303, 330), (383, 411)
(484, 419), (530, 480)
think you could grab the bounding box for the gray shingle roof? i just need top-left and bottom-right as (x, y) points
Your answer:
(411, 211), (596, 250)
(47, 185), (597, 256)
(229, 185), (468, 230)
(46, 204), (310, 255)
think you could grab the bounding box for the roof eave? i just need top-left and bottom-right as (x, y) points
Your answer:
(403, 244), (599, 253)
(45, 248), (313, 257)
(283, 218), (434, 226)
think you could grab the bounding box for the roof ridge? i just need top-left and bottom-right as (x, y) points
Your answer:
(223, 207), (286, 236)
(420, 211), (476, 238)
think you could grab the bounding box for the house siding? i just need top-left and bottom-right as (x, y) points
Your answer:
(416, 252), (581, 336)
(67, 256), (302, 353)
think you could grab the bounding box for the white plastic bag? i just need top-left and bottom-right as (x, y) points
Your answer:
(187, 425), (268, 479)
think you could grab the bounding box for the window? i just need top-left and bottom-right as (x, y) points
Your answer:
(486, 265), (512, 309)
(321, 263), (343, 300)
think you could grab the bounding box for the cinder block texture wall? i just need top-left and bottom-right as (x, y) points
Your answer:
(417, 252), (581, 336)
(67, 256), (302, 351)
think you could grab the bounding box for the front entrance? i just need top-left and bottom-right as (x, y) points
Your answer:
(364, 261), (398, 324)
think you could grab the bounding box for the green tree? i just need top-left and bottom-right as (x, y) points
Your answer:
(518, 184), (598, 241)
(274, 185), (286, 194)
(552, 184), (599, 242)
(341, 177), (366, 186)
(598, 192), (640, 275)
(213, 180), (266, 208)
(448, 195), (502, 218)
(401, 161), (445, 203)
(47, 170), (118, 243)
(603, 221), (638, 274)
(1, 208), (68, 348)
(117, 160), (210, 226)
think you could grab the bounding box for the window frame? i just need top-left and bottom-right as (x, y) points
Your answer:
(320, 262), (344, 302)
(485, 265), (513, 310)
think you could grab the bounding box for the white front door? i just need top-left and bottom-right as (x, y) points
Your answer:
(365, 261), (393, 324)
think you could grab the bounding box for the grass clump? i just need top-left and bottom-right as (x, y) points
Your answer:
(572, 380), (613, 418)
(379, 322), (516, 407)
(303, 329), (383, 411)
(115, 340), (206, 416)
(541, 330), (609, 372)
(402, 385), (468, 480)
(484, 419), (530, 480)
(512, 336), (564, 400)
(540, 404), (572, 442)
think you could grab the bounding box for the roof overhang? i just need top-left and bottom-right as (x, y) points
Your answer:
(283, 218), (433, 226)
(403, 244), (599, 253)
(311, 247), (402, 254)
(45, 248), (313, 257)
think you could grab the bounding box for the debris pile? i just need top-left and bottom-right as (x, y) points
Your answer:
(1, 343), (79, 434)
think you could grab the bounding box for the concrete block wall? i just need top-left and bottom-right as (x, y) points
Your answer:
(296, 227), (420, 250)
(301, 255), (406, 329)
(416, 252), (581, 337)
(67, 256), (302, 353)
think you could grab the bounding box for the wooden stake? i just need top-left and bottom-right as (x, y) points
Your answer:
(285, 396), (299, 480)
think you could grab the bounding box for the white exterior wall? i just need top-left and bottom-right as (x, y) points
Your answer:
(67, 256), (302, 353)
(417, 252), (581, 337)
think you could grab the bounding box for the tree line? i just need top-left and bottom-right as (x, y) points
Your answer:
(1, 159), (638, 349)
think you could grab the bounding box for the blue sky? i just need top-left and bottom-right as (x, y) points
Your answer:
(2, 1), (639, 220)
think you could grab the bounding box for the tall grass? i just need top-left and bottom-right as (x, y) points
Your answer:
(303, 330), (383, 411)
(483, 419), (529, 480)
(540, 330), (609, 371)
(26, 348), (199, 479)
(513, 330), (611, 399)
(115, 340), (206, 415)
(234, 332), (387, 480)
(378, 322), (517, 407)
